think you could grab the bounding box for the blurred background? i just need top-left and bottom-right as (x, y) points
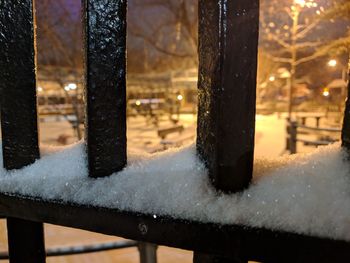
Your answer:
(1, 0), (349, 262)
(34, 0), (349, 156)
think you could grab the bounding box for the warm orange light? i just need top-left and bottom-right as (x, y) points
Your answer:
(294, 0), (306, 7)
(328, 59), (337, 67)
(322, 88), (330, 97)
(68, 83), (77, 90)
(177, 94), (183, 101)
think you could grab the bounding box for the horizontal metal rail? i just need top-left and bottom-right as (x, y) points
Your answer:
(1, 193), (350, 262)
(296, 124), (341, 133)
(0, 240), (138, 259)
(296, 138), (338, 146)
(286, 121), (341, 154)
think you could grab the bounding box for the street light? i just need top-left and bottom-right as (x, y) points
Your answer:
(67, 83), (77, 90)
(322, 88), (329, 97)
(294, 0), (306, 7)
(328, 59), (337, 68)
(326, 59), (348, 112)
(327, 59), (347, 81)
(294, 0), (317, 8)
(64, 83), (77, 91)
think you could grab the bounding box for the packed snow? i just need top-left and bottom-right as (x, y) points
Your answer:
(0, 141), (349, 241)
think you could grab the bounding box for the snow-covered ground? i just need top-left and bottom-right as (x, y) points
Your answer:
(39, 114), (197, 153)
(255, 114), (286, 157)
(39, 113), (343, 160)
(39, 113), (290, 157)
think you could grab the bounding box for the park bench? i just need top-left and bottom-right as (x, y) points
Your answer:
(286, 121), (342, 153)
(157, 125), (184, 140)
(296, 114), (324, 127)
(1, 1), (350, 263)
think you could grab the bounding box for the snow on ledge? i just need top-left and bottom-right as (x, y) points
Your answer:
(0, 142), (350, 241)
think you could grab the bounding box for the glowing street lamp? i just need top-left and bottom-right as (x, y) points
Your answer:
(328, 59), (337, 68)
(177, 94), (183, 101)
(64, 83), (77, 91)
(294, 0), (317, 8)
(269, 75), (276, 82)
(67, 83), (77, 90)
(322, 88), (329, 97)
(294, 0), (306, 7)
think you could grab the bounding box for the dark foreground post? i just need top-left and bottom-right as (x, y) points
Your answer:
(7, 218), (46, 263)
(196, 0), (259, 193)
(195, 0), (259, 262)
(287, 121), (297, 154)
(83, 0), (127, 178)
(341, 62), (350, 150)
(0, 0), (46, 262)
(138, 242), (158, 263)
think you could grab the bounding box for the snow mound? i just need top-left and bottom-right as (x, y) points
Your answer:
(0, 142), (350, 241)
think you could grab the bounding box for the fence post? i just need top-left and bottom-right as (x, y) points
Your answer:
(196, 0), (259, 193)
(287, 121), (297, 154)
(138, 242), (158, 263)
(195, 0), (259, 262)
(0, 0), (46, 262)
(83, 0), (127, 178)
(342, 63), (350, 151)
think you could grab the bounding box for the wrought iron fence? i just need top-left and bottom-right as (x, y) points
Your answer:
(1, 0), (350, 263)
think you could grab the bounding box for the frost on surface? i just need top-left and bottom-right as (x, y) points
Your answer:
(0, 142), (350, 241)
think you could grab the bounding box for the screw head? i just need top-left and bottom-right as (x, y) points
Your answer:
(138, 223), (148, 235)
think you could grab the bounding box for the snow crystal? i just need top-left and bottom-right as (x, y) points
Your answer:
(0, 141), (350, 241)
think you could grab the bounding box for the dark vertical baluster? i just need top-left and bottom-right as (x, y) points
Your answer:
(195, 0), (259, 262)
(196, 0), (259, 193)
(0, 0), (46, 262)
(83, 0), (127, 178)
(7, 218), (46, 263)
(341, 63), (350, 150)
(138, 242), (158, 263)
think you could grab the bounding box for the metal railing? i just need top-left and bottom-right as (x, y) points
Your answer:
(1, 0), (350, 263)
(286, 120), (341, 154)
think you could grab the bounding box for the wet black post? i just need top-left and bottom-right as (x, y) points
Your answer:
(0, 0), (46, 262)
(341, 63), (350, 150)
(195, 0), (259, 261)
(7, 218), (46, 263)
(196, 0), (260, 193)
(138, 243), (158, 263)
(287, 121), (297, 154)
(83, 0), (127, 178)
